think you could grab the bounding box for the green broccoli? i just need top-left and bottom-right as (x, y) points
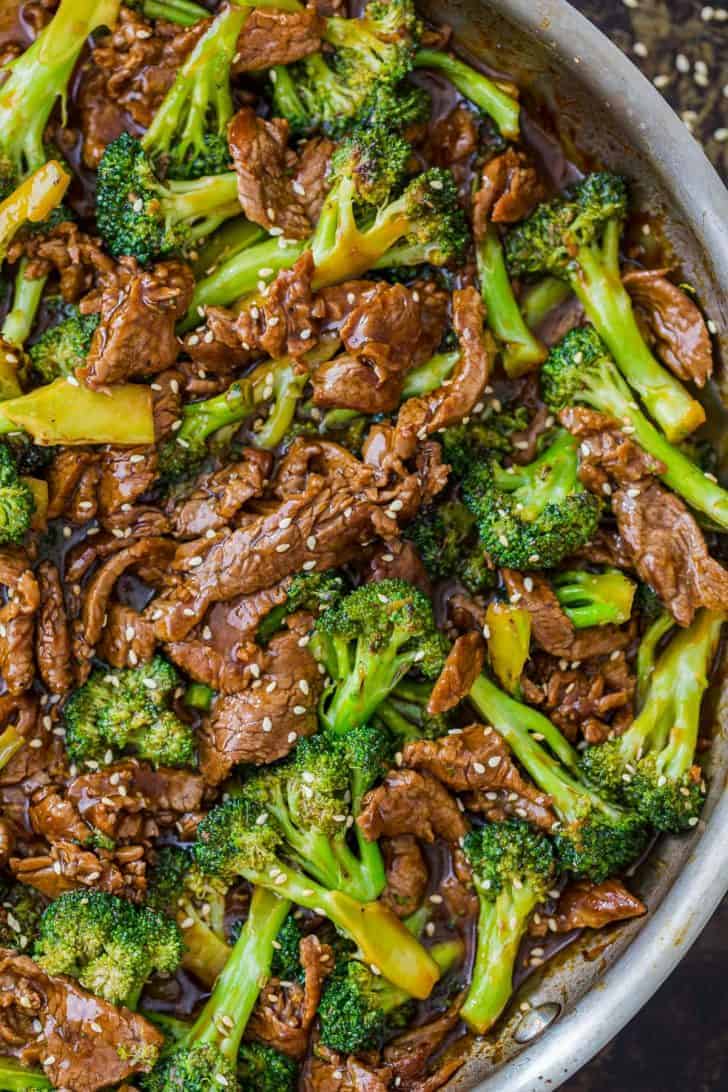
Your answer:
(636, 609), (675, 707)
(96, 133), (241, 263)
(34, 890), (183, 1009)
(63, 656), (196, 769)
(141, 3), (246, 179)
(141, 887), (292, 1092)
(484, 599), (531, 697)
(0, 881), (46, 952)
(0, 375), (154, 446)
(400, 349), (460, 400)
(375, 678), (450, 745)
(461, 428), (603, 569)
(551, 568), (636, 628)
(579, 609), (724, 832)
(406, 499), (494, 594)
(28, 307), (99, 383)
(157, 377), (256, 484)
(440, 403), (530, 479)
(468, 671), (648, 880)
(237, 1043), (297, 1092)
(257, 569), (347, 645)
(0, 1058), (51, 1090)
(313, 579), (448, 736)
(270, 913), (303, 982)
(461, 821), (555, 1034)
(506, 174), (704, 442)
(541, 326), (728, 529)
(0, 444), (34, 546)
(413, 49), (520, 139)
(194, 795), (441, 999)
(127, 0), (208, 26)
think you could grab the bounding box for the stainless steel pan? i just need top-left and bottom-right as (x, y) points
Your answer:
(416, 1), (728, 1087)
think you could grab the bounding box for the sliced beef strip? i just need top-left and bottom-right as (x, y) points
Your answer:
(97, 446), (159, 518)
(0, 949), (163, 1092)
(83, 259), (194, 388)
(421, 106), (478, 172)
(197, 614), (323, 783)
(472, 147), (545, 230)
(623, 268), (713, 387)
(229, 108), (311, 239)
(404, 724), (556, 830)
(358, 768), (469, 845)
(530, 878), (646, 936)
(364, 540), (431, 595)
(35, 561), (72, 696)
(182, 306), (254, 375)
(46, 449), (101, 523)
(382, 997), (466, 1091)
(9, 222), (115, 303)
(559, 406), (665, 494)
(300, 1045), (391, 1092)
(524, 651), (635, 744)
(292, 136), (336, 222)
(97, 603), (157, 669)
(246, 935), (334, 1060)
(440, 847), (478, 923)
(11, 840), (147, 902)
(235, 251), (321, 359)
(502, 569), (633, 659)
(381, 835), (428, 918)
(427, 631), (485, 716)
(231, 7), (324, 71)
(0, 552), (39, 697)
(169, 449), (273, 539)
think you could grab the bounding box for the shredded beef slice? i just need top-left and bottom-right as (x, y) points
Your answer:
(231, 7), (324, 71)
(247, 935), (334, 1059)
(427, 631), (485, 715)
(624, 268), (713, 387)
(292, 136), (336, 222)
(531, 878), (646, 935)
(404, 724), (556, 830)
(11, 841), (147, 903)
(234, 251), (320, 359)
(473, 147), (545, 230)
(229, 108), (312, 239)
(0, 552), (38, 697)
(523, 651), (635, 744)
(560, 406), (665, 494)
(358, 768), (469, 845)
(35, 561), (72, 696)
(0, 949), (163, 1092)
(169, 449), (272, 539)
(381, 835), (428, 918)
(10, 222), (116, 303)
(365, 541), (431, 596)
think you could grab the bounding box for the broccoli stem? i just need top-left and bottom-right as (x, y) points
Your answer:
(161, 171), (241, 239)
(0, 1059), (51, 1090)
(413, 49), (520, 139)
(188, 888), (290, 1060)
(175, 378), (256, 449)
(401, 350), (460, 398)
(571, 221), (704, 442)
(322, 642), (412, 736)
(0, 378), (154, 445)
(184, 682), (215, 711)
(485, 600), (531, 696)
(1, 261), (47, 351)
(0, 724), (25, 770)
(0, 162), (70, 264)
(636, 611), (674, 708)
(461, 883), (539, 1034)
(191, 218), (267, 279)
(520, 276), (572, 330)
(141, 0), (208, 25)
(476, 224), (546, 377)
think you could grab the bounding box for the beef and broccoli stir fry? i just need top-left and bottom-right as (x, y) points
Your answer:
(0, 0), (723, 1088)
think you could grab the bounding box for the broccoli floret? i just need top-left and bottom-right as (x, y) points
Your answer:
(96, 133), (241, 263)
(440, 404), (530, 479)
(0, 443), (34, 546)
(461, 821), (554, 1034)
(28, 307), (99, 383)
(194, 795), (440, 999)
(270, 914), (303, 982)
(147, 846), (231, 988)
(35, 890), (183, 1008)
(580, 609), (724, 831)
(468, 672), (648, 880)
(507, 175), (704, 443)
(257, 569), (348, 644)
(0, 881), (45, 952)
(63, 656), (196, 769)
(142, 3), (246, 179)
(541, 326), (728, 530)
(462, 429), (602, 570)
(406, 499), (494, 594)
(0, 1058), (51, 1089)
(313, 579), (448, 735)
(375, 678), (450, 744)
(413, 49), (520, 139)
(237, 1043), (297, 1092)
(551, 568), (636, 628)
(318, 958), (415, 1052)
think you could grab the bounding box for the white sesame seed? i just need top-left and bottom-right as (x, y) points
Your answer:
(262, 717), (273, 733)
(275, 543), (291, 553)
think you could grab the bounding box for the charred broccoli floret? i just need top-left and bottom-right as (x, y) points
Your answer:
(462, 429), (602, 569)
(257, 569), (348, 644)
(28, 307), (99, 383)
(580, 609), (724, 831)
(506, 174), (704, 442)
(468, 672), (648, 880)
(313, 579), (448, 735)
(35, 890), (183, 1009)
(551, 568), (636, 628)
(542, 325), (728, 529)
(413, 49), (520, 139)
(96, 133), (241, 262)
(237, 1043), (297, 1092)
(63, 656), (196, 769)
(194, 795), (440, 998)
(461, 821), (554, 1034)
(406, 499), (494, 594)
(0, 443), (34, 546)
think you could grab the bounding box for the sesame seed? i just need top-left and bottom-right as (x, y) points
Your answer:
(262, 717), (273, 733)
(188, 556), (203, 568)
(675, 53), (690, 73)
(276, 543), (291, 553)
(288, 731), (297, 743)
(293, 706), (306, 715)
(306, 535), (317, 549)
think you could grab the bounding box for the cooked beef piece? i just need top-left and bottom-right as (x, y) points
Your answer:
(293, 136), (336, 222)
(169, 449), (272, 539)
(182, 305), (254, 374)
(98, 603), (157, 669)
(473, 147), (545, 229)
(381, 835), (428, 918)
(231, 7), (324, 71)
(510, 402), (553, 465)
(502, 569), (633, 659)
(197, 614), (323, 783)
(530, 878), (646, 935)
(150, 436), (443, 641)
(358, 768), (469, 845)
(523, 651), (635, 744)
(97, 446), (159, 516)
(11, 840), (147, 902)
(560, 406), (664, 494)
(0, 552), (39, 697)
(446, 592), (488, 636)
(300, 1044), (391, 1092)
(440, 847), (479, 923)
(246, 935), (334, 1059)
(421, 106), (478, 173)
(0, 696), (65, 801)
(235, 252), (320, 358)
(404, 724), (556, 830)
(427, 631), (485, 715)
(624, 268), (713, 387)
(78, 6), (205, 166)
(47, 449), (102, 523)
(382, 997), (466, 1090)
(83, 259), (194, 388)
(364, 541), (432, 595)
(229, 108), (312, 239)
(9, 222), (115, 303)
(35, 561), (72, 696)
(571, 526), (636, 571)
(0, 949), (163, 1091)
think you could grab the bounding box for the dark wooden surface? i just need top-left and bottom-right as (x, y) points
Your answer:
(560, 9), (726, 1084)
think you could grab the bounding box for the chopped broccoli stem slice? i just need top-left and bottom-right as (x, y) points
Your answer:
(413, 48), (520, 139)
(1, 260), (46, 354)
(190, 217), (267, 279)
(476, 222), (546, 376)
(542, 326), (728, 529)
(401, 350), (460, 398)
(0, 1058), (51, 1090)
(129, 0), (208, 25)
(485, 600), (531, 695)
(551, 568), (636, 628)
(0, 162), (70, 264)
(0, 378), (154, 446)
(636, 610), (674, 707)
(520, 276), (572, 330)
